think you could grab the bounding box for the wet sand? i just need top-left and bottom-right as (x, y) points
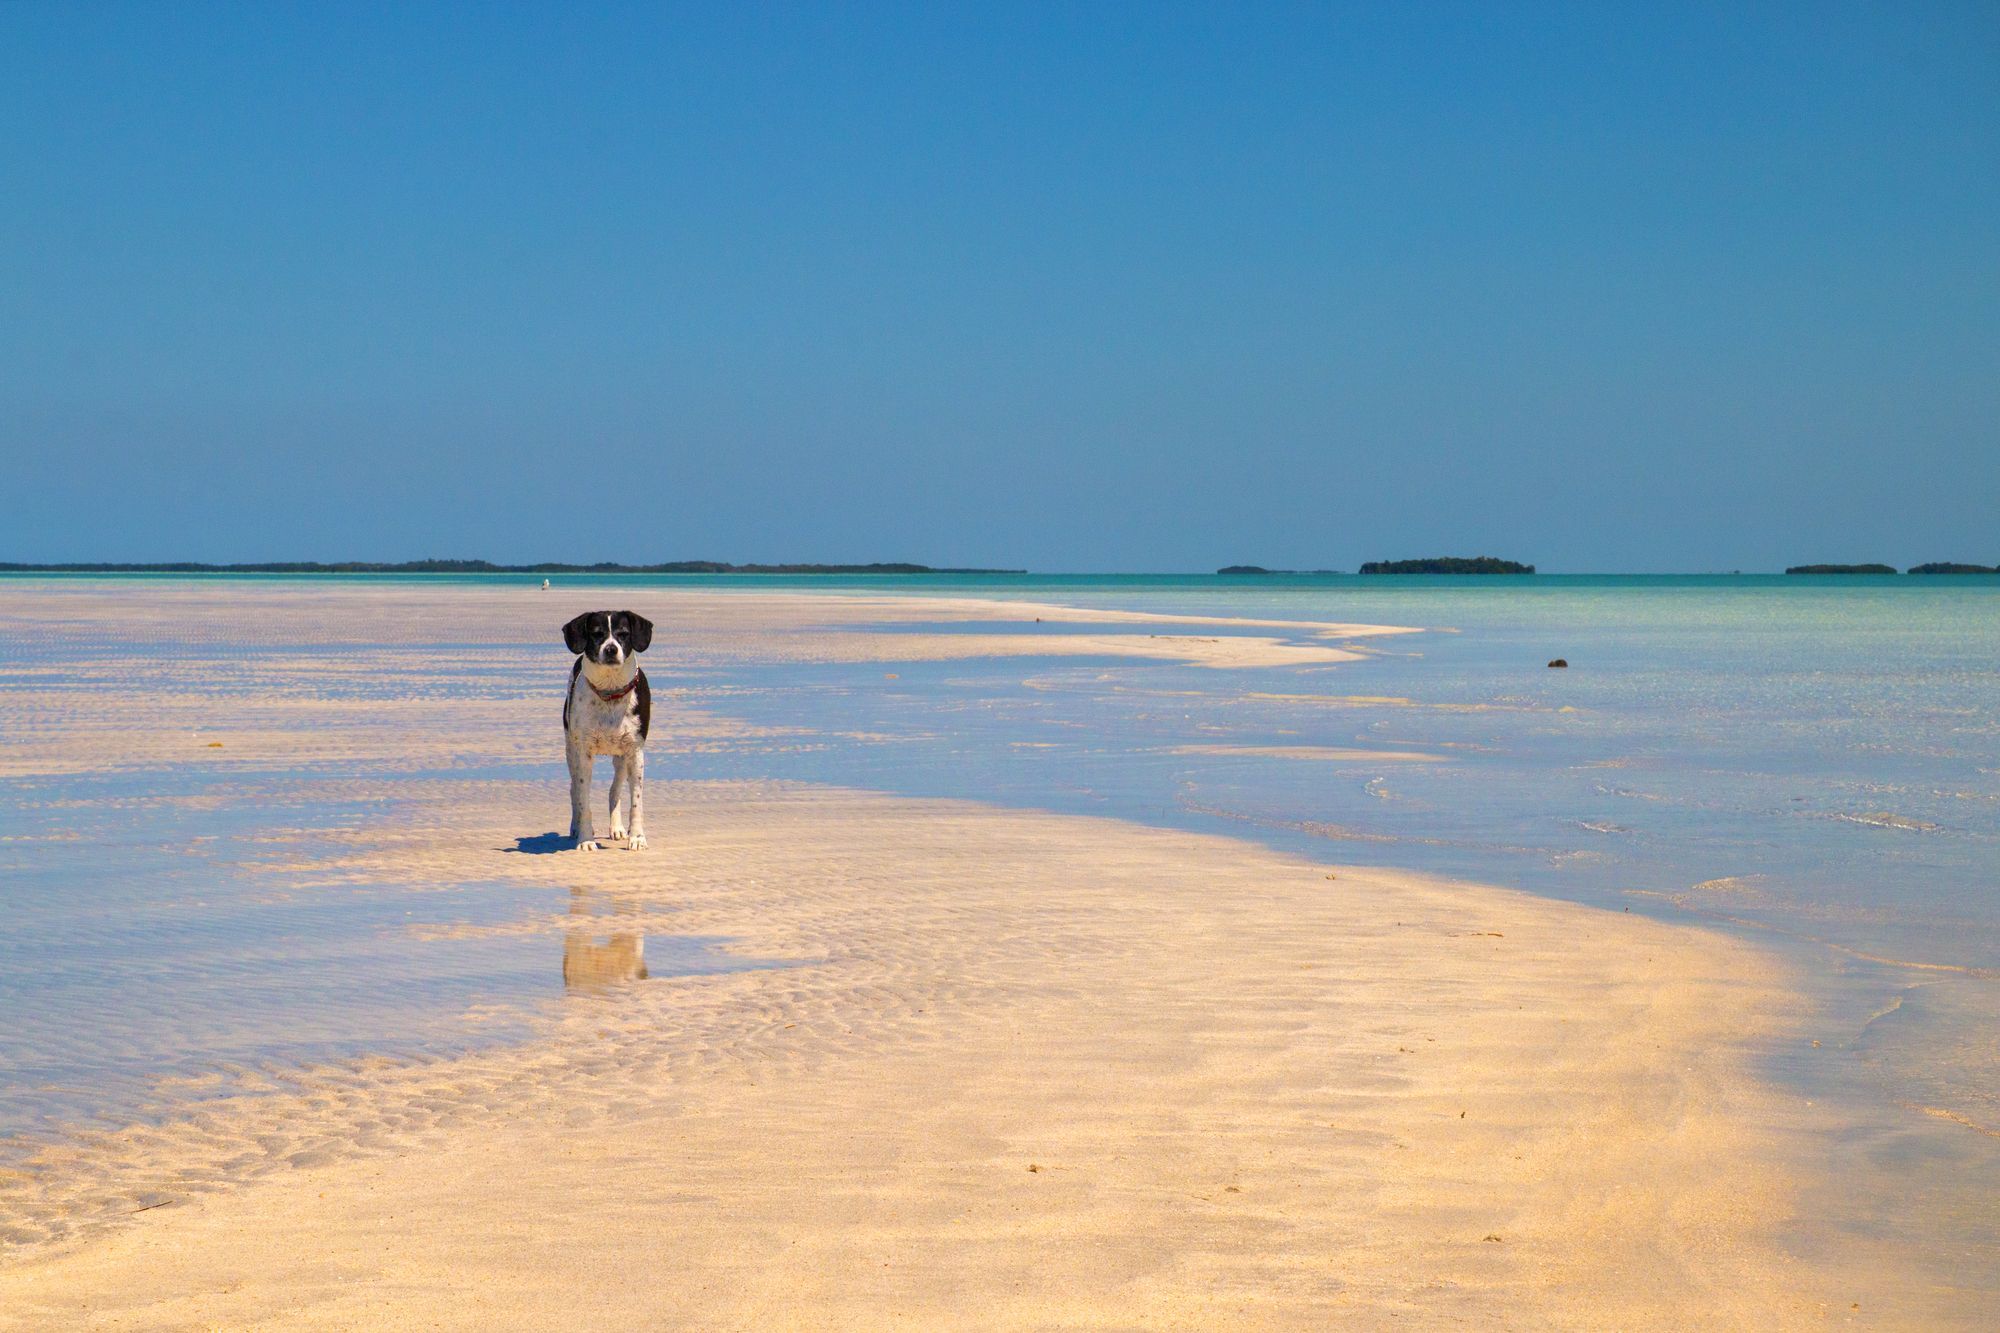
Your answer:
(0, 582), (1864, 1326)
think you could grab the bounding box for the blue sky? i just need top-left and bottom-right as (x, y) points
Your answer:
(3, 3), (1995, 571)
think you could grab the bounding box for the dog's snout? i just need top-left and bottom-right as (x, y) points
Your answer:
(596, 638), (624, 664)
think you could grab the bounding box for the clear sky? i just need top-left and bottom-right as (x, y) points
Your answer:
(3, 3), (1995, 572)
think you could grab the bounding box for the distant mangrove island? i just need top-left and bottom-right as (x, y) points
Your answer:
(1788, 563), (1996, 575)
(0, 559), (1026, 576)
(1215, 565), (1343, 575)
(1358, 557), (1535, 575)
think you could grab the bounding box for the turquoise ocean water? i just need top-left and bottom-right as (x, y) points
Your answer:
(1, 572), (1995, 1290)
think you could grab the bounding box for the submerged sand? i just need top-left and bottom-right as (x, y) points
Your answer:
(0, 780), (1825, 1328)
(0, 581), (1864, 1326)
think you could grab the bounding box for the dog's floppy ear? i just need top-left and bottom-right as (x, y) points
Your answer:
(621, 612), (654, 654)
(561, 613), (593, 654)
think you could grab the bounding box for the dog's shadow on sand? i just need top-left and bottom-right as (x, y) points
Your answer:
(506, 832), (575, 856)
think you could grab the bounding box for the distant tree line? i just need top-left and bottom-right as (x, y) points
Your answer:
(1215, 565), (1344, 575)
(1357, 557), (1535, 575)
(0, 559), (1025, 575)
(1787, 563), (1997, 575)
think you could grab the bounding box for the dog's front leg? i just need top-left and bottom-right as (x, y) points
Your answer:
(625, 750), (647, 851)
(568, 744), (598, 848)
(607, 755), (630, 843)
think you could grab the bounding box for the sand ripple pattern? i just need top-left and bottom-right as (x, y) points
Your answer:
(0, 774), (1862, 1327)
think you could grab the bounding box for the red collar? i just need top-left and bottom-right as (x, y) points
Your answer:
(588, 672), (641, 702)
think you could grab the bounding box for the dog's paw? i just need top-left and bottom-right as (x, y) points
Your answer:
(608, 823), (628, 842)
(576, 838), (603, 852)
(626, 833), (648, 851)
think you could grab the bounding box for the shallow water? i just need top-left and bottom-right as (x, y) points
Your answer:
(0, 768), (752, 1170)
(1, 572), (1995, 1291)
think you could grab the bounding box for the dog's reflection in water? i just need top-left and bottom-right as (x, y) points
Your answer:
(561, 888), (649, 992)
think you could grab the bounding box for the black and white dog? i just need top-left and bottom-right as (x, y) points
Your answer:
(560, 610), (654, 851)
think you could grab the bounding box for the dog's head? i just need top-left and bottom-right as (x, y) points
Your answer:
(561, 610), (654, 666)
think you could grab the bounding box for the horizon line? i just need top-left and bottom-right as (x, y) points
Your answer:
(4, 560), (1997, 579)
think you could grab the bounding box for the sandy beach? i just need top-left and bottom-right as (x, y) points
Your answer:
(0, 582), (1887, 1326)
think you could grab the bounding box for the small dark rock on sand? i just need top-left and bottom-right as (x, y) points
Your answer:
(1547, 658), (1567, 668)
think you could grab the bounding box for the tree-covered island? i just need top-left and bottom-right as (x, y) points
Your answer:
(0, 559), (1025, 575)
(1358, 557), (1535, 575)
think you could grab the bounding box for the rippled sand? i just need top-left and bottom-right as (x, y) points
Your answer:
(0, 581), (1881, 1326)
